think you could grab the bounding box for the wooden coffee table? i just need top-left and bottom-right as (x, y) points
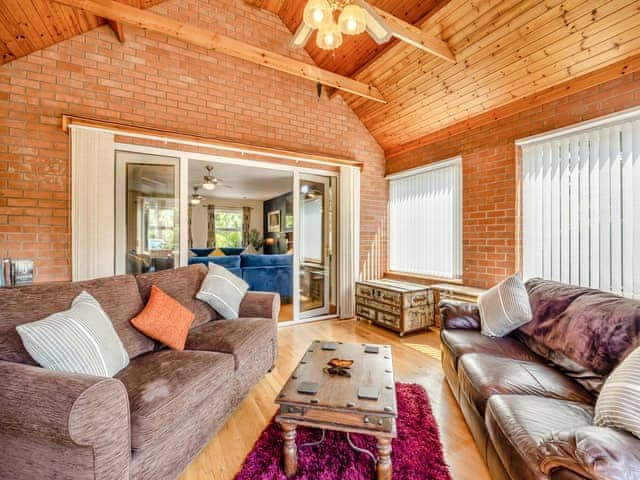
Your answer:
(275, 341), (398, 480)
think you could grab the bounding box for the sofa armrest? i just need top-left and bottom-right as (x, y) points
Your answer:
(239, 291), (280, 321)
(538, 426), (640, 480)
(439, 299), (481, 330)
(0, 360), (130, 480)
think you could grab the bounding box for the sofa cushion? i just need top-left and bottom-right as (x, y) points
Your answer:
(196, 263), (249, 319)
(485, 395), (593, 480)
(131, 286), (195, 350)
(16, 291), (130, 377)
(595, 345), (640, 439)
(441, 329), (541, 372)
(185, 317), (276, 370)
(115, 350), (234, 451)
(240, 253), (292, 267)
(458, 353), (593, 418)
(135, 265), (219, 329)
(520, 278), (640, 393)
(0, 275), (153, 364)
(478, 275), (532, 337)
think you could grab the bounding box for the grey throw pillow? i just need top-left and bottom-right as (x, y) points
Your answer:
(595, 346), (640, 439)
(196, 263), (249, 319)
(16, 291), (129, 377)
(478, 274), (532, 337)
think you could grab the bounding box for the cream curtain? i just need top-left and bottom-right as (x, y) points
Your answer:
(207, 205), (216, 248)
(70, 128), (115, 281)
(242, 207), (251, 247)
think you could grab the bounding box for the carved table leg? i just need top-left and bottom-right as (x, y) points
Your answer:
(280, 422), (298, 477)
(376, 437), (392, 480)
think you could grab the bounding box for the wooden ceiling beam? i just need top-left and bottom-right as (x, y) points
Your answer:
(327, 0), (454, 100)
(370, 5), (455, 63)
(52, 0), (386, 103)
(105, 19), (125, 42)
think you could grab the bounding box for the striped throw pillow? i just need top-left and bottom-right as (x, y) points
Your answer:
(16, 291), (129, 377)
(595, 346), (640, 439)
(478, 274), (532, 337)
(196, 263), (249, 319)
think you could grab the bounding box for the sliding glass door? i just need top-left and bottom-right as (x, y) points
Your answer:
(297, 174), (336, 319)
(115, 151), (181, 275)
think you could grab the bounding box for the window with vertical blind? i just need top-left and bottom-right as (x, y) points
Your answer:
(388, 157), (462, 279)
(519, 108), (640, 299)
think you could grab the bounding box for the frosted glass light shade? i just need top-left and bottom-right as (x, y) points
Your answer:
(316, 21), (343, 50)
(338, 4), (366, 35)
(303, 0), (331, 29)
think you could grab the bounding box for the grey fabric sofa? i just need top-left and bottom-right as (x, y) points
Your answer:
(0, 264), (280, 480)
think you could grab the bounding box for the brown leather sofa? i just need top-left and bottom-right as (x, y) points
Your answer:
(439, 278), (640, 480)
(0, 264), (280, 480)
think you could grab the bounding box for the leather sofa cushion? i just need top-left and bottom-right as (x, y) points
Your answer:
(185, 317), (277, 370)
(441, 329), (541, 371)
(115, 350), (234, 451)
(0, 275), (153, 364)
(485, 395), (593, 480)
(458, 353), (593, 417)
(136, 265), (219, 329)
(521, 278), (640, 393)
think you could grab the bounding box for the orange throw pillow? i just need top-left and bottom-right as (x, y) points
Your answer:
(131, 285), (195, 350)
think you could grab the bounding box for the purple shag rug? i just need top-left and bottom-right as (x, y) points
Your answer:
(235, 383), (451, 480)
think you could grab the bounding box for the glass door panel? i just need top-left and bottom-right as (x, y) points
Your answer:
(298, 174), (335, 318)
(115, 151), (180, 275)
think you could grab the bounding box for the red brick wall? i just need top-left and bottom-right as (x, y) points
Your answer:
(0, 0), (387, 282)
(388, 73), (640, 288)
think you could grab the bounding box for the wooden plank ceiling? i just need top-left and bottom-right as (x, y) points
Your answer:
(252, 0), (640, 153)
(0, 0), (163, 64)
(1, 0), (640, 155)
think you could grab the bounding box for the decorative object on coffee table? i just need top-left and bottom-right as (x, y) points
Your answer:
(235, 383), (451, 480)
(356, 280), (434, 336)
(275, 341), (398, 480)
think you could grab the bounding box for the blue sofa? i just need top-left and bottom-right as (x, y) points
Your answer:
(189, 252), (293, 302)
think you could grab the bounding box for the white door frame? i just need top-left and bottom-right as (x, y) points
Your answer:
(298, 173), (332, 319)
(114, 150), (182, 275)
(113, 142), (344, 324)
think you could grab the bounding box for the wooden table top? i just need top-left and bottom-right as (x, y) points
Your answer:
(357, 279), (428, 292)
(276, 341), (398, 418)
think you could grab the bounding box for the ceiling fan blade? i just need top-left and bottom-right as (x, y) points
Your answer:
(357, 0), (392, 45)
(291, 21), (313, 49)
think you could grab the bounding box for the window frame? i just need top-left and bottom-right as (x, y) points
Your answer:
(516, 106), (640, 298)
(386, 156), (463, 280)
(214, 206), (243, 248)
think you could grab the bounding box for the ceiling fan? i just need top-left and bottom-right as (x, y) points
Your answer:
(291, 0), (395, 50)
(190, 185), (203, 205)
(200, 165), (233, 191)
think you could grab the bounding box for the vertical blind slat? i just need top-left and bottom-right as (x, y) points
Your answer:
(632, 121), (640, 298)
(578, 133), (590, 287)
(523, 115), (640, 298)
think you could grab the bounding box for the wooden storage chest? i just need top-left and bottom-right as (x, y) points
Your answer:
(355, 279), (435, 336)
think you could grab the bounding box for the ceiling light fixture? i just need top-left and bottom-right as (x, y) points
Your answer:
(202, 165), (217, 191)
(299, 0), (387, 51)
(190, 185), (202, 205)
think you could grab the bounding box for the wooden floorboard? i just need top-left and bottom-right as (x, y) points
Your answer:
(178, 318), (490, 480)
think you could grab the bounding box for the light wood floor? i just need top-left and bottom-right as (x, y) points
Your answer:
(179, 319), (491, 480)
